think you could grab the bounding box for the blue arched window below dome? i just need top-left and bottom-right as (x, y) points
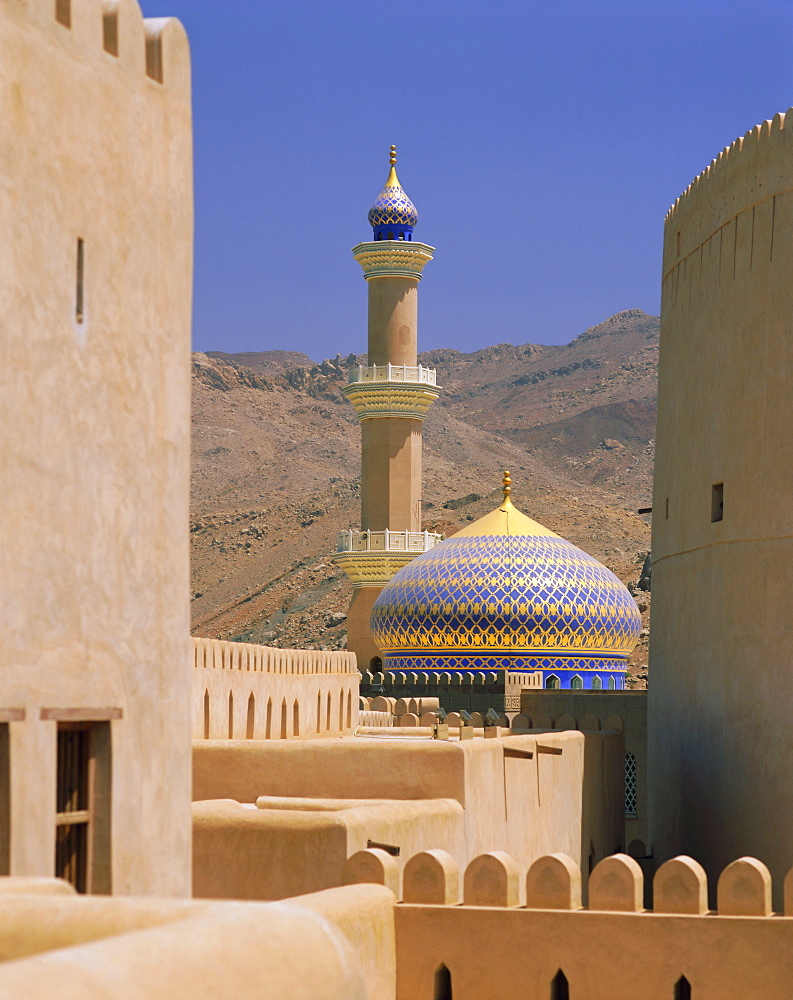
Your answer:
(545, 674), (560, 690)
(608, 675), (616, 690)
(571, 675), (583, 689)
(591, 675), (602, 690)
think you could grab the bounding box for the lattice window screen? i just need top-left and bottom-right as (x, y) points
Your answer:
(625, 751), (637, 816)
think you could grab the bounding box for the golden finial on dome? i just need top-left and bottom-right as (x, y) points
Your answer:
(502, 470), (512, 499)
(390, 144), (397, 166)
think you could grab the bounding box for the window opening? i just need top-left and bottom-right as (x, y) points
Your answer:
(326, 692), (332, 730)
(280, 699), (288, 739)
(625, 751), (637, 816)
(608, 675), (616, 690)
(339, 691), (344, 731)
(0, 725), (9, 875)
(711, 483), (724, 523)
(55, 0), (71, 28)
(346, 690), (352, 729)
(265, 698), (272, 739)
(674, 976), (691, 1000)
(591, 675), (602, 690)
(551, 969), (569, 1000)
(316, 692), (321, 734)
(102, 9), (119, 55)
(145, 31), (164, 83)
(433, 964), (452, 1000)
(55, 722), (111, 893)
(246, 693), (255, 739)
(545, 674), (560, 690)
(203, 690), (209, 739)
(571, 675), (583, 690)
(75, 238), (84, 323)
(227, 692), (234, 739)
(293, 700), (300, 737)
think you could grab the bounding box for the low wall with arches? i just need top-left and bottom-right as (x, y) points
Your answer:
(192, 638), (360, 741)
(342, 847), (793, 1000)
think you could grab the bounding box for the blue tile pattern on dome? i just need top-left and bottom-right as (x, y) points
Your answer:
(370, 534), (641, 672)
(368, 183), (419, 229)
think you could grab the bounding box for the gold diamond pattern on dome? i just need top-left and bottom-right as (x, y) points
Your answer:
(368, 167), (419, 228)
(370, 534), (642, 658)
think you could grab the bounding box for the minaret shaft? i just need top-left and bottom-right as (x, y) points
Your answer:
(367, 277), (418, 366)
(361, 418), (422, 532)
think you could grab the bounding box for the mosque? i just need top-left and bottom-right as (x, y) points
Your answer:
(336, 154), (641, 699)
(1, 2), (793, 998)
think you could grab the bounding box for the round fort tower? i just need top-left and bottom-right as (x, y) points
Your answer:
(334, 148), (442, 670)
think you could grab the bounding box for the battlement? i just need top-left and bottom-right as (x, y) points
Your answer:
(2, 0), (190, 94)
(193, 637), (358, 676)
(346, 846), (791, 914)
(663, 108), (793, 275)
(375, 849), (793, 999)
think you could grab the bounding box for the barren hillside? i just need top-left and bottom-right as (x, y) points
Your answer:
(191, 309), (657, 686)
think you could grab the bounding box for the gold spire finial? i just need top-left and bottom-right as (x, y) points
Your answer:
(390, 144), (397, 166)
(502, 470), (512, 500)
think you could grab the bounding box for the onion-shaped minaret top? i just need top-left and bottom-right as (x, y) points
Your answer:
(367, 145), (418, 241)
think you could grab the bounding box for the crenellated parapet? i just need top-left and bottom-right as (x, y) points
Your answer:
(343, 845), (793, 917)
(352, 241), (435, 281)
(5, 0), (190, 95)
(663, 109), (793, 276)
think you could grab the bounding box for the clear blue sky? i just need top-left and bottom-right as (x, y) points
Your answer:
(140, 0), (793, 359)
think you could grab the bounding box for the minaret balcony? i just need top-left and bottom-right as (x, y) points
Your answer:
(333, 529), (445, 588)
(348, 363), (437, 387)
(342, 369), (441, 421)
(336, 529), (444, 554)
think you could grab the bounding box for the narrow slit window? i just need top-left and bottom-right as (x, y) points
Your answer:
(0, 725), (9, 876)
(711, 482), (724, 523)
(103, 10), (119, 56)
(75, 238), (84, 324)
(145, 33), (164, 83)
(675, 975), (692, 1000)
(551, 969), (569, 1000)
(665, 497), (669, 519)
(55, 0), (71, 28)
(433, 964), (452, 1000)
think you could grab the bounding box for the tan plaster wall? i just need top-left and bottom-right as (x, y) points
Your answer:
(192, 732), (622, 899)
(361, 418), (422, 531)
(0, 0), (192, 895)
(649, 110), (793, 904)
(520, 690), (648, 851)
(346, 587), (384, 671)
(192, 638), (359, 739)
(0, 884), (395, 1000)
(395, 904), (793, 1000)
(192, 797), (464, 900)
(367, 277), (419, 366)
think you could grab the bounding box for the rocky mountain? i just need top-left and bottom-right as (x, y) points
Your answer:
(190, 309), (658, 687)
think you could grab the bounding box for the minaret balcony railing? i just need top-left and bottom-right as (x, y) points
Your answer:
(348, 363), (437, 387)
(337, 529), (444, 554)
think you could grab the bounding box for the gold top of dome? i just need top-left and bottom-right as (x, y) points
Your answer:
(451, 471), (559, 539)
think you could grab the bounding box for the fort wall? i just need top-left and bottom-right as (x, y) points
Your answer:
(192, 638), (359, 740)
(650, 109), (793, 903)
(191, 731), (623, 900)
(0, 0), (192, 895)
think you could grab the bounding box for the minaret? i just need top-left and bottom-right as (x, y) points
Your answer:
(334, 147), (443, 672)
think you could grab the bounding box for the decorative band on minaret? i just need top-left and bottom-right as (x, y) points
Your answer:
(334, 147), (443, 671)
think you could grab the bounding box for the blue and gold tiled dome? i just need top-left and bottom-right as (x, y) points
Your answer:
(370, 474), (641, 690)
(368, 145), (418, 241)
